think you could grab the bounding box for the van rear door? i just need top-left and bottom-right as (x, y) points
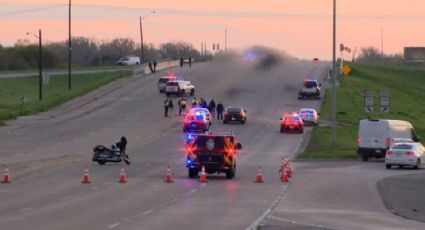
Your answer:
(358, 121), (388, 149)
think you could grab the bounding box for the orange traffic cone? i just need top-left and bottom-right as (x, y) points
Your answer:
(255, 166), (264, 183)
(119, 167), (127, 183)
(199, 165), (208, 182)
(2, 166), (10, 184)
(81, 165), (91, 184)
(164, 165), (174, 183)
(280, 170), (289, 182)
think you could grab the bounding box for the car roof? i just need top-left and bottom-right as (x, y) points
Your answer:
(299, 108), (316, 112)
(225, 106), (243, 110)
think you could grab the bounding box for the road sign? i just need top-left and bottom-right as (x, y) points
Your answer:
(365, 106), (374, 112)
(364, 91), (374, 106)
(380, 106), (389, 112)
(380, 91), (390, 113)
(342, 64), (351, 75)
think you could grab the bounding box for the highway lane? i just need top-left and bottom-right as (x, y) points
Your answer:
(0, 58), (327, 229)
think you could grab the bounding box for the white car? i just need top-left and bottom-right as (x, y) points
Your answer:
(385, 142), (425, 169)
(298, 108), (319, 125)
(165, 80), (195, 97)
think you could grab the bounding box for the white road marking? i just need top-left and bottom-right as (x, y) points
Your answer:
(103, 181), (113, 185)
(268, 215), (343, 230)
(19, 207), (33, 212)
(92, 186), (99, 190)
(108, 223), (120, 229)
(200, 184), (206, 188)
(143, 210), (153, 215)
(184, 189), (198, 196)
(63, 195), (74, 200)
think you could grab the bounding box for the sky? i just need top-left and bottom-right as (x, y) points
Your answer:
(1, 0), (425, 60)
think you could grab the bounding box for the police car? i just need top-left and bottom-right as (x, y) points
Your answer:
(298, 108), (319, 126)
(298, 79), (321, 99)
(184, 132), (242, 179)
(183, 111), (210, 133)
(280, 113), (304, 133)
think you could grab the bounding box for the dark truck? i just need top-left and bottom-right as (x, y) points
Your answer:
(184, 132), (242, 179)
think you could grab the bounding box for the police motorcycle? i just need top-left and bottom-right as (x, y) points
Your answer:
(92, 137), (131, 165)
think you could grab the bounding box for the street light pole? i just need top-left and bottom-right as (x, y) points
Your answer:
(225, 29), (227, 51)
(139, 11), (155, 64)
(68, 0), (72, 90)
(38, 29), (43, 100)
(331, 0), (337, 147)
(140, 16), (144, 63)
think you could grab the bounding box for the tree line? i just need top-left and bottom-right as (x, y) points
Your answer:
(0, 37), (212, 70)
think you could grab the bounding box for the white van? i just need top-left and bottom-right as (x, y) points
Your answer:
(116, 56), (140, 66)
(357, 119), (420, 161)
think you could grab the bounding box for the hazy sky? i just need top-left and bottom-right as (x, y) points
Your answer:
(1, 0), (425, 59)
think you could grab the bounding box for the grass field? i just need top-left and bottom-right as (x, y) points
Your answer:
(300, 62), (425, 159)
(0, 71), (131, 126)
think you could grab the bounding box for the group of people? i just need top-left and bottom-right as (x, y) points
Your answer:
(163, 96), (225, 120)
(148, 60), (158, 73)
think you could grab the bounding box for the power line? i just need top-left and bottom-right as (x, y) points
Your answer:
(0, 4), (65, 17)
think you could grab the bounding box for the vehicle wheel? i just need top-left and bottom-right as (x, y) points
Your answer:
(361, 153), (369, 162)
(299, 128), (304, 133)
(223, 120), (227, 124)
(97, 160), (106, 165)
(180, 90), (185, 97)
(225, 168), (235, 179)
(280, 126), (284, 133)
(414, 159), (420, 169)
(190, 89), (195, 96)
(188, 168), (198, 178)
(241, 120), (245, 124)
(166, 93), (170, 97)
(386, 164), (391, 169)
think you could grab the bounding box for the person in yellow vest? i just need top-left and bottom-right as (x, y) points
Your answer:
(179, 98), (187, 116)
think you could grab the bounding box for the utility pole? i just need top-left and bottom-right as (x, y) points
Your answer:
(331, 0), (337, 147)
(39, 29), (43, 100)
(68, 0), (72, 90)
(140, 16), (144, 63)
(201, 42), (203, 55)
(381, 27), (384, 57)
(225, 29), (227, 51)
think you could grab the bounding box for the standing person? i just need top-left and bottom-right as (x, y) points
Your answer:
(153, 59), (158, 72)
(168, 98), (175, 116)
(180, 58), (184, 67)
(148, 61), (154, 73)
(164, 97), (170, 117)
(188, 57), (192, 67)
(179, 98), (187, 116)
(216, 102), (224, 120)
(191, 97), (198, 108)
(200, 97), (207, 109)
(208, 99), (216, 117)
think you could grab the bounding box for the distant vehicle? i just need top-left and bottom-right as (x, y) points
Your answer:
(385, 142), (425, 169)
(116, 56), (140, 66)
(357, 119), (421, 162)
(223, 106), (247, 124)
(298, 79), (321, 99)
(183, 111), (210, 133)
(280, 113), (304, 133)
(165, 80), (195, 97)
(189, 108), (212, 124)
(298, 108), (319, 126)
(184, 132), (242, 179)
(157, 74), (182, 93)
(313, 58), (319, 62)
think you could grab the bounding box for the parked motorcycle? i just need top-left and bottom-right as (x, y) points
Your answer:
(92, 144), (131, 165)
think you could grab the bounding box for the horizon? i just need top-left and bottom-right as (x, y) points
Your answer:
(1, 0), (425, 60)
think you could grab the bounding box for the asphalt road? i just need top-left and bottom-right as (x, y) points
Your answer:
(1, 58), (327, 230)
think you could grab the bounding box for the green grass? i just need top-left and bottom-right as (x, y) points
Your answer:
(300, 62), (425, 159)
(0, 70), (131, 125)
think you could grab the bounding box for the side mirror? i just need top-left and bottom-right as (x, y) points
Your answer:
(236, 143), (242, 150)
(279, 117), (283, 120)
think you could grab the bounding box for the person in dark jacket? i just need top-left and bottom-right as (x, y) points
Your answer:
(216, 102), (224, 120)
(148, 61), (154, 73)
(164, 98), (170, 117)
(208, 99), (216, 117)
(116, 136), (128, 153)
(153, 60), (158, 72)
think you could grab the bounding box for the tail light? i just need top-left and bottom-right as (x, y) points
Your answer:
(385, 137), (391, 147)
(386, 150), (393, 156)
(405, 151), (414, 156)
(357, 136), (361, 145)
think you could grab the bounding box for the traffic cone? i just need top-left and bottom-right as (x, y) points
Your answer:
(280, 170), (289, 183)
(199, 165), (208, 182)
(2, 166), (10, 184)
(119, 167), (127, 183)
(255, 166), (264, 183)
(81, 165), (91, 184)
(164, 165), (174, 183)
